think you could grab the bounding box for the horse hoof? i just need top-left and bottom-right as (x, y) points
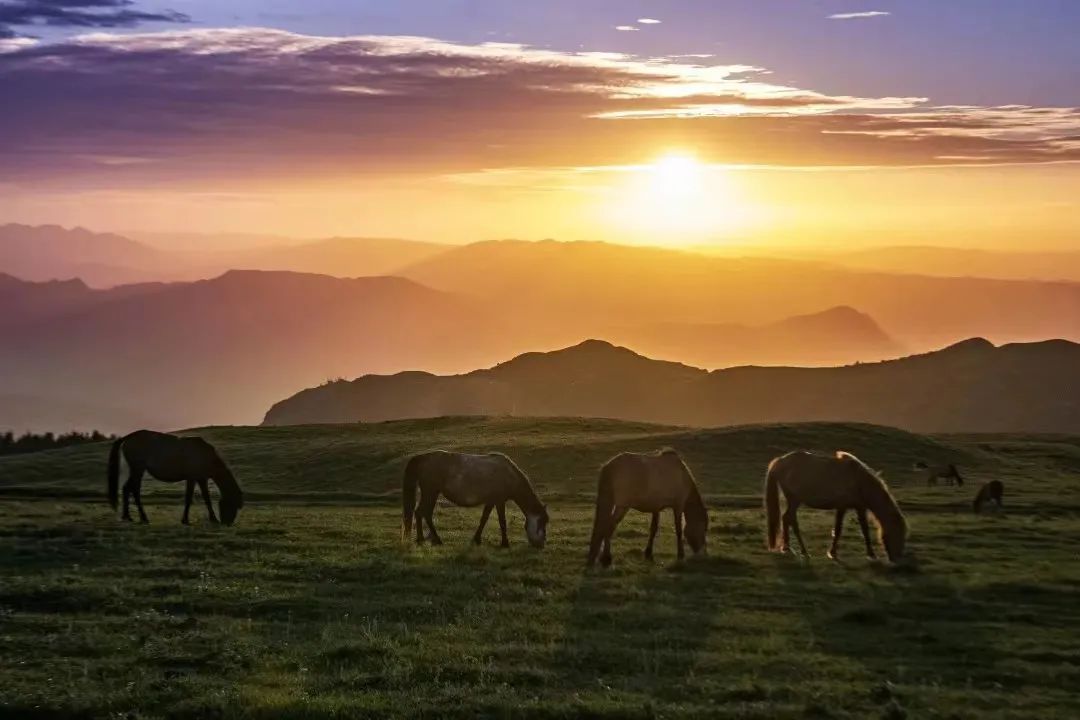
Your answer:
(827, 551), (838, 561)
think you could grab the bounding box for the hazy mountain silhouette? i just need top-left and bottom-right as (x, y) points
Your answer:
(0, 224), (172, 287)
(0, 270), (518, 431)
(609, 306), (903, 368)
(814, 245), (1080, 283)
(2, 269), (913, 432)
(400, 239), (1080, 349)
(264, 337), (1080, 434)
(218, 236), (449, 278)
(0, 224), (448, 287)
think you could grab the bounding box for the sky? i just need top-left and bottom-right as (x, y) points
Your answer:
(1, 0), (1079, 248)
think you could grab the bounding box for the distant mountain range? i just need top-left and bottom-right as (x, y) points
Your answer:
(264, 337), (1080, 434)
(0, 269), (903, 432)
(0, 223), (448, 287)
(4, 223), (1080, 433)
(0, 270), (515, 432)
(810, 245), (1080, 283)
(396, 239), (1080, 349)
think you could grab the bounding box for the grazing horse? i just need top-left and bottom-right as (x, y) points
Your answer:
(765, 451), (907, 562)
(916, 462), (964, 487)
(587, 449), (708, 568)
(107, 430), (243, 525)
(973, 480), (1005, 513)
(402, 451), (549, 548)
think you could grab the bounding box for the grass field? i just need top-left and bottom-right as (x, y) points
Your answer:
(2, 417), (1079, 718)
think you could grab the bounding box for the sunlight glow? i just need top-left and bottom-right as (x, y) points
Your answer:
(600, 152), (762, 244)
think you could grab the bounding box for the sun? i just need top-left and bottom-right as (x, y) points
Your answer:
(649, 152), (704, 195)
(597, 151), (759, 244)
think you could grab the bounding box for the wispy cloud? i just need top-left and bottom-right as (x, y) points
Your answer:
(637, 18), (662, 24)
(0, 28), (1076, 188)
(0, 0), (188, 39)
(828, 11), (891, 20)
(614, 25), (638, 32)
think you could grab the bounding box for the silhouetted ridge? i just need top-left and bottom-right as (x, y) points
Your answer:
(263, 336), (1080, 433)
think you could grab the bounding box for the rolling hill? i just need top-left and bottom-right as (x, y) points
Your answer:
(264, 337), (1080, 434)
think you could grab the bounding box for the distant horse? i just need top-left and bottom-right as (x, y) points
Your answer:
(915, 462), (964, 487)
(587, 449), (708, 568)
(766, 451), (907, 562)
(973, 480), (1004, 513)
(402, 451), (549, 548)
(107, 430), (243, 525)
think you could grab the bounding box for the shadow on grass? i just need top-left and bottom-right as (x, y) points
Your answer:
(550, 521), (753, 705)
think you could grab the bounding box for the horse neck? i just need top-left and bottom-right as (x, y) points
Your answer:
(684, 481), (707, 521)
(510, 475), (543, 515)
(863, 476), (904, 533)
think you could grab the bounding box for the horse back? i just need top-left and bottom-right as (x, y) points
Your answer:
(604, 452), (690, 511)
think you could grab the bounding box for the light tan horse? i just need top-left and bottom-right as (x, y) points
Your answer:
(402, 451), (549, 548)
(765, 451), (907, 562)
(587, 449), (708, 568)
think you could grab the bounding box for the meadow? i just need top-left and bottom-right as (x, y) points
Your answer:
(1, 417), (1079, 719)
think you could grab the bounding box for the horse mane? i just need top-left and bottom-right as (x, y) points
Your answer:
(836, 451), (907, 539)
(664, 449), (707, 524)
(492, 452), (544, 513)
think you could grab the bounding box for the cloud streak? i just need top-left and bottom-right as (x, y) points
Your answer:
(0, 28), (1076, 189)
(0, 0), (188, 38)
(828, 11), (891, 20)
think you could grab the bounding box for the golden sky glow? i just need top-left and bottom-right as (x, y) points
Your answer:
(2, 27), (1079, 249)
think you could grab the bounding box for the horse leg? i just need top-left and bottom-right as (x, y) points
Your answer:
(131, 472), (149, 524)
(601, 507), (628, 568)
(828, 509), (847, 560)
(421, 492), (442, 546)
(121, 464), (143, 521)
(587, 498), (615, 567)
(644, 512), (660, 560)
(182, 479), (196, 525)
(780, 499), (797, 552)
(496, 502), (509, 548)
(673, 508), (685, 561)
(783, 501), (807, 557)
(473, 503), (494, 545)
(856, 508), (877, 559)
(197, 478), (219, 524)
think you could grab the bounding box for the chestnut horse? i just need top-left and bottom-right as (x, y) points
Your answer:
(402, 451), (549, 548)
(766, 450), (907, 562)
(587, 449), (708, 568)
(107, 430), (243, 525)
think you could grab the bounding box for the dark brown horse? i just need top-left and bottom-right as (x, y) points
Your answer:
(766, 450), (907, 562)
(916, 462), (964, 487)
(973, 480), (1004, 513)
(402, 451), (549, 548)
(587, 449), (708, 568)
(107, 430), (243, 525)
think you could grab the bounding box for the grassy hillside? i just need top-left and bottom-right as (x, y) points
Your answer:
(2, 418), (1079, 718)
(0, 417), (1010, 504)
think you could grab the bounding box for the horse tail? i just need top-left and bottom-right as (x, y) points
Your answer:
(587, 459), (617, 566)
(764, 457), (782, 550)
(401, 455), (421, 541)
(107, 435), (126, 510)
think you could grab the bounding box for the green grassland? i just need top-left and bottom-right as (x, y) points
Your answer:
(1, 417), (1079, 718)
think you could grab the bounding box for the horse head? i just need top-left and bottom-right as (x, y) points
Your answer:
(525, 505), (549, 549)
(212, 456), (244, 526)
